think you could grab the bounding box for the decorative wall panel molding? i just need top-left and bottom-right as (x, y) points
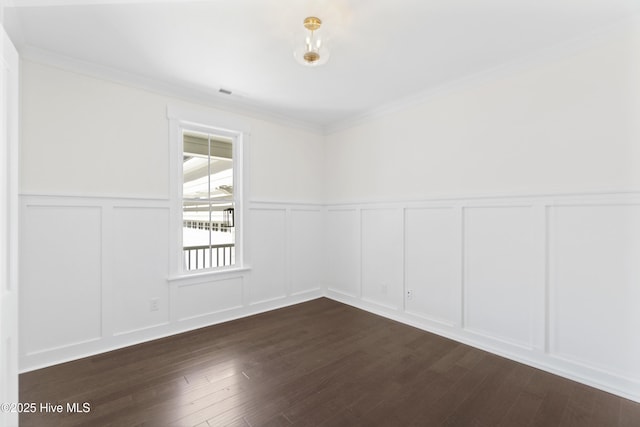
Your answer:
(20, 204), (103, 356)
(325, 208), (360, 298)
(174, 277), (244, 322)
(18, 192), (640, 402)
(247, 207), (287, 305)
(290, 209), (323, 296)
(19, 195), (322, 372)
(548, 204), (640, 380)
(463, 206), (537, 349)
(361, 208), (404, 310)
(324, 192), (640, 403)
(404, 207), (461, 327)
(112, 206), (170, 335)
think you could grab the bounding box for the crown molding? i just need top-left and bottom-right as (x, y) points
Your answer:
(19, 45), (325, 136)
(325, 14), (640, 135)
(12, 12), (640, 137)
(7, 0), (204, 6)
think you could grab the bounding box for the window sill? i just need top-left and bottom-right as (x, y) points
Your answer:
(168, 266), (251, 285)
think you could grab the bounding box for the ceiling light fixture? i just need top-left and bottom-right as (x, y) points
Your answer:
(294, 16), (330, 67)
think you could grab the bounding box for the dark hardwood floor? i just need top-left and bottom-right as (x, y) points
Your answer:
(19, 298), (640, 426)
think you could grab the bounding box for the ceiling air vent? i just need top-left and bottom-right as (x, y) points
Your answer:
(219, 88), (232, 95)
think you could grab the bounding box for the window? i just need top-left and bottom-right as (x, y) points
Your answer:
(182, 130), (235, 270)
(168, 106), (248, 277)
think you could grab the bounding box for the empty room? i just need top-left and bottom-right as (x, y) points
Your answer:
(1, 0), (640, 426)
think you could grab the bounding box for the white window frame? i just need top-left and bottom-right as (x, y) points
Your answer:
(167, 105), (250, 280)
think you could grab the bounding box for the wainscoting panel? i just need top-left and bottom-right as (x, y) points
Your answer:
(17, 192), (640, 402)
(19, 195), (323, 372)
(174, 276), (243, 321)
(549, 204), (640, 380)
(405, 207), (461, 326)
(112, 206), (170, 335)
(361, 208), (404, 310)
(20, 204), (102, 355)
(463, 206), (537, 348)
(324, 192), (640, 403)
(247, 208), (287, 305)
(290, 209), (323, 296)
(325, 209), (360, 298)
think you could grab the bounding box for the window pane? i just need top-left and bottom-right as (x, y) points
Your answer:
(182, 131), (235, 270)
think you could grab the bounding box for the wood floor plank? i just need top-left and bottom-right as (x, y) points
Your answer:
(498, 390), (544, 427)
(586, 390), (620, 427)
(470, 363), (537, 426)
(442, 359), (521, 426)
(408, 353), (506, 426)
(558, 382), (597, 427)
(527, 370), (573, 427)
(219, 417), (250, 427)
(620, 398), (640, 427)
(19, 298), (640, 427)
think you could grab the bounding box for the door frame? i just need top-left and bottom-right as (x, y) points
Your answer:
(1, 21), (20, 427)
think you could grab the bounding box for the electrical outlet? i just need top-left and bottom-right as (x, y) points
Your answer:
(406, 289), (413, 300)
(150, 297), (159, 312)
(381, 284), (388, 295)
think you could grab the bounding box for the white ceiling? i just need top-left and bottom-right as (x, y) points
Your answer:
(4, 0), (640, 132)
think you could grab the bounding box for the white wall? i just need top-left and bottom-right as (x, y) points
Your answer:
(20, 61), (324, 201)
(323, 21), (640, 402)
(324, 22), (640, 202)
(18, 60), (325, 371)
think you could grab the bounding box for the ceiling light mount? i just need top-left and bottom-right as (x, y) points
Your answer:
(294, 16), (330, 67)
(303, 16), (322, 32)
